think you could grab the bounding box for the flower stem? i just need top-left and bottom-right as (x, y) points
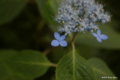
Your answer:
(72, 41), (75, 57)
(65, 32), (78, 54)
(72, 32), (78, 42)
(72, 38), (75, 80)
(71, 32), (78, 80)
(50, 63), (57, 67)
(71, 32), (78, 60)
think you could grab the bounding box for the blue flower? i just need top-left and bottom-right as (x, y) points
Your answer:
(92, 29), (108, 43)
(51, 32), (67, 47)
(55, 0), (111, 35)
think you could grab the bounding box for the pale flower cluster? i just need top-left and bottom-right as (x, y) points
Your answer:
(55, 0), (111, 35)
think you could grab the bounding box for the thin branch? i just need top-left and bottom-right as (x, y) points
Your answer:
(43, 48), (51, 56)
(50, 63), (57, 67)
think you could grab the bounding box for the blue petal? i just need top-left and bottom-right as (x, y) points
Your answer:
(59, 35), (66, 41)
(92, 33), (98, 37)
(54, 32), (60, 40)
(51, 40), (59, 47)
(100, 34), (108, 40)
(60, 40), (67, 47)
(97, 37), (102, 43)
(97, 29), (101, 36)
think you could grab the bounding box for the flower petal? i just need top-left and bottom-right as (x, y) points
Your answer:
(92, 33), (98, 37)
(97, 29), (101, 36)
(100, 34), (108, 40)
(54, 32), (60, 40)
(51, 40), (59, 47)
(60, 40), (67, 47)
(59, 35), (66, 41)
(96, 37), (102, 43)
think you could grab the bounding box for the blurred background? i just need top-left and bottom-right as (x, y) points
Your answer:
(0, 0), (120, 80)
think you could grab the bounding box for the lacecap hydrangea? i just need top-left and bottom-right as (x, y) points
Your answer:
(54, 0), (111, 35)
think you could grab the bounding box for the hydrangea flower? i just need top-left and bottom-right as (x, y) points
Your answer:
(51, 32), (67, 47)
(92, 29), (108, 42)
(54, 0), (111, 35)
(51, 0), (111, 47)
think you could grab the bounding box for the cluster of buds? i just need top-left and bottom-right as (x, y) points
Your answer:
(54, 0), (111, 35)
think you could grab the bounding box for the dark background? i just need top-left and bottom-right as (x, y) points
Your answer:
(0, 0), (120, 80)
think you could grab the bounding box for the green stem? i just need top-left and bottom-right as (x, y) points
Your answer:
(65, 32), (78, 54)
(72, 41), (75, 58)
(50, 63), (57, 67)
(71, 32), (78, 80)
(72, 40), (75, 80)
(72, 32), (78, 42)
(72, 32), (78, 53)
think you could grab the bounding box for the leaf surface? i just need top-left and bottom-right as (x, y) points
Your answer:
(56, 52), (96, 80)
(0, 50), (33, 80)
(88, 58), (117, 80)
(0, 50), (52, 79)
(0, 0), (27, 25)
(35, 0), (47, 17)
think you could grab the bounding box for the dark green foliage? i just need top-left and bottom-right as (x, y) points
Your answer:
(0, 50), (52, 80)
(0, 0), (120, 80)
(88, 58), (117, 80)
(56, 52), (96, 80)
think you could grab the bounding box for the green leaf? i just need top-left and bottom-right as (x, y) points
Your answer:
(0, 63), (32, 80)
(88, 58), (117, 80)
(4, 50), (52, 78)
(44, 0), (58, 24)
(35, 0), (47, 17)
(0, 50), (17, 60)
(0, 50), (33, 80)
(0, 0), (27, 25)
(75, 21), (120, 49)
(39, 0), (62, 24)
(0, 50), (53, 79)
(56, 51), (96, 80)
(45, 0), (62, 31)
(76, 45), (94, 60)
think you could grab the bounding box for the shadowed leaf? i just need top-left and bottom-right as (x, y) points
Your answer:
(88, 58), (117, 80)
(0, 0), (27, 25)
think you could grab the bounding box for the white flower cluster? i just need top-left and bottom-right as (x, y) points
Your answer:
(55, 0), (111, 35)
